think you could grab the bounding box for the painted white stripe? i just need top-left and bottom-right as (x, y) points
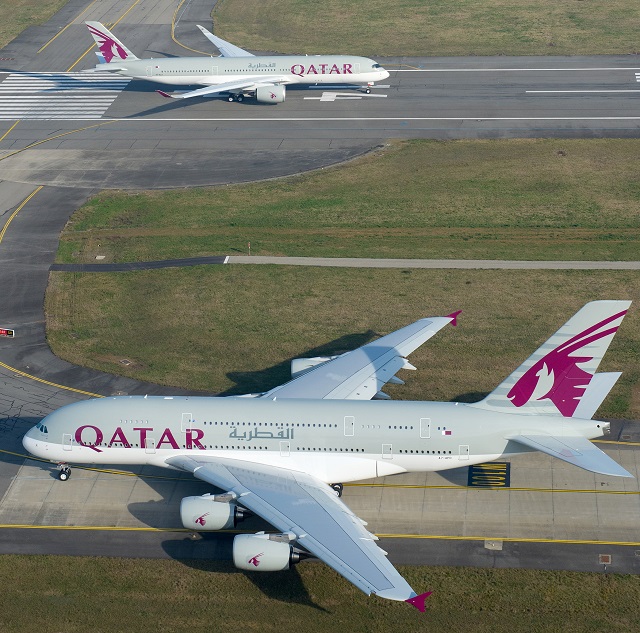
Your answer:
(223, 256), (229, 264)
(0, 95), (116, 103)
(3, 115), (640, 122)
(526, 90), (640, 94)
(0, 97), (117, 100)
(394, 67), (640, 72)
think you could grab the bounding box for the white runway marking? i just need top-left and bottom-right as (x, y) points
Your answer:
(0, 72), (130, 120)
(304, 92), (388, 101)
(526, 90), (640, 94)
(395, 67), (640, 72)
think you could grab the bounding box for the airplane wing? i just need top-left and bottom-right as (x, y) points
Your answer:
(157, 77), (288, 100)
(166, 454), (429, 607)
(506, 433), (633, 477)
(196, 25), (254, 57)
(260, 312), (460, 400)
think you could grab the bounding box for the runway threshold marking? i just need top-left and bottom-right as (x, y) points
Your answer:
(37, 0), (100, 54)
(66, 0), (145, 72)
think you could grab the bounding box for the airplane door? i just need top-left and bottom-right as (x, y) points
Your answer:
(181, 413), (192, 432)
(63, 433), (72, 451)
(146, 66), (155, 77)
(211, 66), (218, 76)
(145, 437), (156, 454)
(419, 418), (431, 439)
(382, 443), (393, 459)
(280, 441), (290, 457)
(459, 445), (470, 460)
(352, 63), (360, 75)
(344, 416), (355, 436)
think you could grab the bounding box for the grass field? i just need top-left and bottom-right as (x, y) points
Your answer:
(1, 555), (639, 633)
(56, 139), (640, 264)
(0, 0), (67, 49)
(211, 0), (640, 56)
(45, 268), (640, 419)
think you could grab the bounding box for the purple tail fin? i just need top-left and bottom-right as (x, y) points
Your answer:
(86, 22), (138, 62)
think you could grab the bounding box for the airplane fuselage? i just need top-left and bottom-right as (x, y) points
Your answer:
(23, 396), (606, 484)
(101, 54), (389, 86)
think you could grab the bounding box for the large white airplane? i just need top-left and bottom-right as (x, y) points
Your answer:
(84, 22), (390, 104)
(22, 301), (632, 611)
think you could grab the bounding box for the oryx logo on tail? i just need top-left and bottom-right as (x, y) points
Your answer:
(474, 301), (631, 418)
(87, 25), (127, 62)
(86, 22), (139, 63)
(507, 308), (628, 416)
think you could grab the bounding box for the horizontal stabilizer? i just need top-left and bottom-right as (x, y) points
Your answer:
(507, 433), (633, 477)
(572, 372), (621, 420)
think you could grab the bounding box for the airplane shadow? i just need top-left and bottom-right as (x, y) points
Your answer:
(450, 391), (489, 404)
(127, 491), (326, 610)
(219, 330), (378, 396)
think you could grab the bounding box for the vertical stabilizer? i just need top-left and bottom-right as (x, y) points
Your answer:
(471, 301), (631, 417)
(86, 22), (139, 62)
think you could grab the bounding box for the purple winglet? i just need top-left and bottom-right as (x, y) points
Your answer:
(405, 591), (432, 612)
(447, 310), (462, 327)
(156, 90), (172, 98)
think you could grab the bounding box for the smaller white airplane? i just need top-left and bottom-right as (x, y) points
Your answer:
(84, 22), (389, 104)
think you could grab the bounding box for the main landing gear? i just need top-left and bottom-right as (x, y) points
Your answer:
(57, 463), (71, 481)
(330, 483), (344, 497)
(228, 93), (244, 102)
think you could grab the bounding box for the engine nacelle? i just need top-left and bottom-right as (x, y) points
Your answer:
(180, 494), (244, 531)
(233, 534), (300, 571)
(256, 85), (285, 103)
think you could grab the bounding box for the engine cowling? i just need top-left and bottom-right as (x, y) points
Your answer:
(256, 85), (285, 103)
(233, 534), (300, 571)
(180, 494), (245, 531)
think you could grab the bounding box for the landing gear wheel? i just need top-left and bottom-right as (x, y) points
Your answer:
(228, 95), (234, 102)
(58, 467), (71, 482)
(330, 483), (344, 497)
(236, 94), (244, 102)
(365, 87), (371, 94)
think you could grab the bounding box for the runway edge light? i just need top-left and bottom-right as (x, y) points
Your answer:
(0, 328), (15, 337)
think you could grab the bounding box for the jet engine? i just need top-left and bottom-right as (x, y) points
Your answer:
(256, 85), (285, 103)
(180, 493), (248, 531)
(233, 533), (303, 571)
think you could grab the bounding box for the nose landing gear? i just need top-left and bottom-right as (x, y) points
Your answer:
(57, 464), (71, 481)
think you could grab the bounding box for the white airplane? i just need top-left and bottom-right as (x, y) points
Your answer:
(22, 301), (632, 611)
(84, 22), (389, 104)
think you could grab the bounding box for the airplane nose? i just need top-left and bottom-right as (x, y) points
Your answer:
(22, 427), (44, 457)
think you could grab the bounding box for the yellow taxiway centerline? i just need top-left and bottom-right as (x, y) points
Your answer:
(0, 120), (19, 144)
(66, 0), (144, 72)
(0, 523), (639, 547)
(37, 0), (100, 54)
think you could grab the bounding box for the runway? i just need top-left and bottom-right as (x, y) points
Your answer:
(1, 0), (639, 578)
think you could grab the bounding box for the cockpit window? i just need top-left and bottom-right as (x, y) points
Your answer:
(36, 422), (48, 434)
(372, 63), (381, 69)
